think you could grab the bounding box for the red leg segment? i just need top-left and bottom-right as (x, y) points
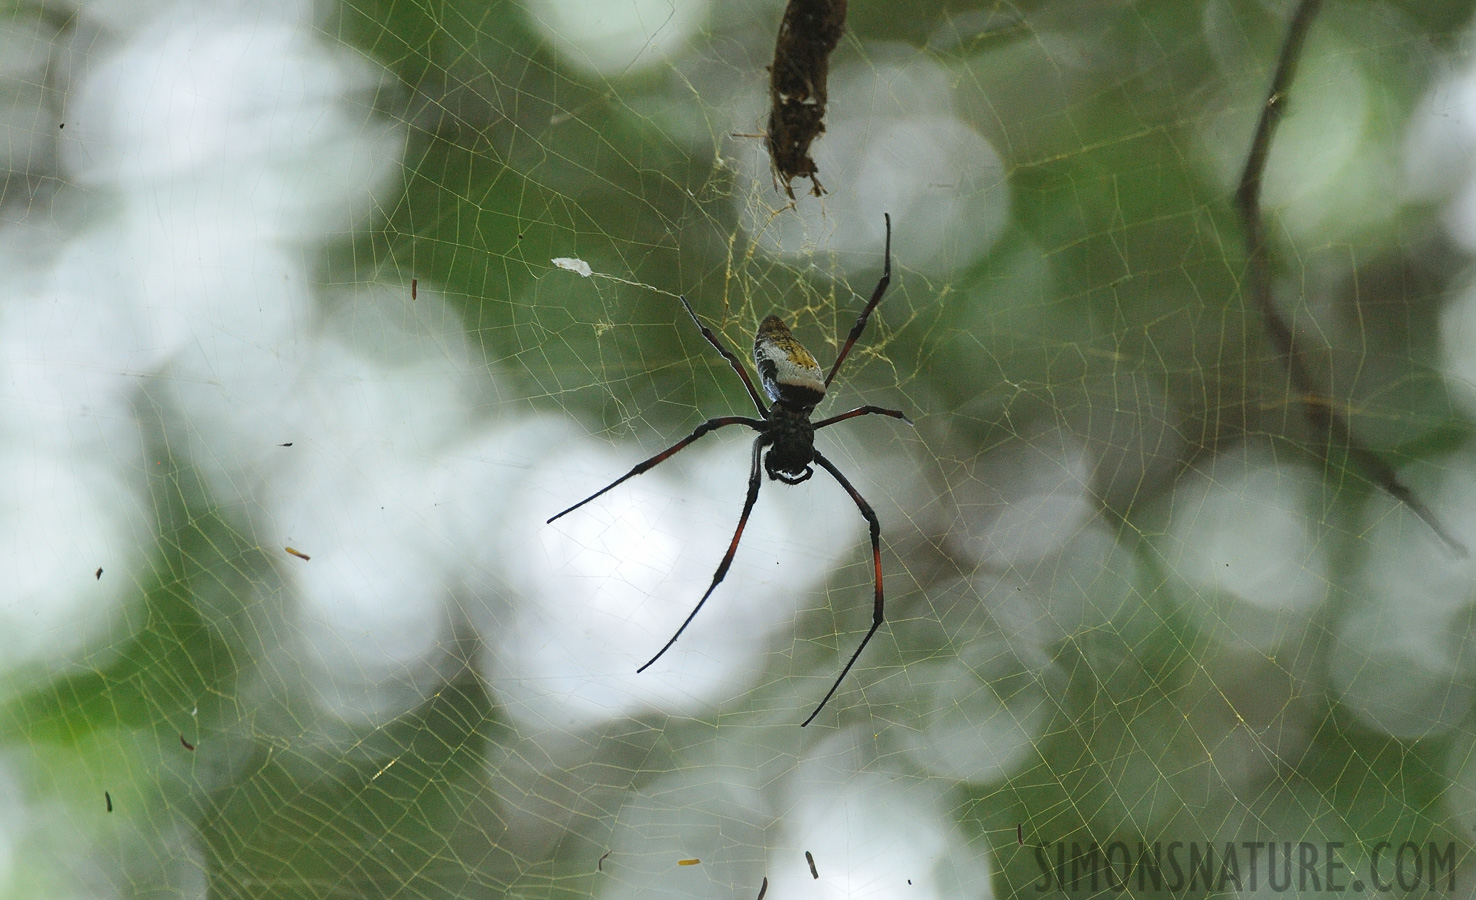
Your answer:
(637, 436), (769, 673)
(802, 451), (884, 727)
(547, 416), (763, 523)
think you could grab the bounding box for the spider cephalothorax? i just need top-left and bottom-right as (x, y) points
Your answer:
(762, 402), (817, 485)
(548, 214), (909, 726)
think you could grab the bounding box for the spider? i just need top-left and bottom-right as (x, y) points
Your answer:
(547, 214), (910, 726)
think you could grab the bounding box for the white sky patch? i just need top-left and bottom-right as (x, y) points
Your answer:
(595, 766), (769, 900)
(481, 425), (863, 730)
(738, 46), (1010, 278)
(62, 8), (401, 239)
(0, 445), (148, 671)
(947, 426), (1096, 570)
(766, 737), (994, 900)
(166, 284), (487, 726)
(1258, 47), (1379, 242)
(1332, 592), (1476, 740)
(552, 257), (594, 277)
(0, 240), (163, 450)
(899, 618), (1060, 785)
(66, 12), (373, 181)
(1334, 449), (1476, 738)
(524, 0), (709, 78)
(106, 1), (440, 720)
(1406, 51), (1476, 250)
(251, 341), (471, 723)
(8, 0), (440, 726)
(1012, 522), (1146, 640)
(1149, 443), (1331, 654)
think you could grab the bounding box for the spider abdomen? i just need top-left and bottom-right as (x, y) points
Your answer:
(754, 315), (826, 408)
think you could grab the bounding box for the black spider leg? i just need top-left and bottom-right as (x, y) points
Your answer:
(638, 435), (769, 673)
(814, 405), (912, 430)
(547, 416), (765, 523)
(824, 212), (893, 388)
(802, 450), (883, 727)
(679, 295), (767, 415)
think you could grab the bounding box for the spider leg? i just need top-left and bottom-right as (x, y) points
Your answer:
(547, 416), (764, 523)
(678, 295), (768, 415)
(802, 451), (884, 727)
(638, 435), (768, 673)
(813, 405), (912, 430)
(823, 213), (893, 388)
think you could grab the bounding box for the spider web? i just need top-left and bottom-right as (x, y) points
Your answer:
(4, 0), (1476, 897)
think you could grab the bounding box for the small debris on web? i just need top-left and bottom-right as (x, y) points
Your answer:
(105, 791), (112, 812)
(677, 858), (700, 866)
(756, 876), (768, 900)
(805, 850), (819, 879)
(552, 257), (592, 278)
(285, 547), (311, 561)
(598, 851), (610, 872)
(411, 277), (417, 300)
(95, 567), (103, 580)
(180, 733), (195, 751)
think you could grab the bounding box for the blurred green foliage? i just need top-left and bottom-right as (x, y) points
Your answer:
(10, 0), (1476, 896)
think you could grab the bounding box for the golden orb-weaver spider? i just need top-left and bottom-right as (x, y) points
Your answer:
(549, 214), (909, 726)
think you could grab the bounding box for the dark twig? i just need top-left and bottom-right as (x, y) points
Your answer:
(1235, 0), (1466, 556)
